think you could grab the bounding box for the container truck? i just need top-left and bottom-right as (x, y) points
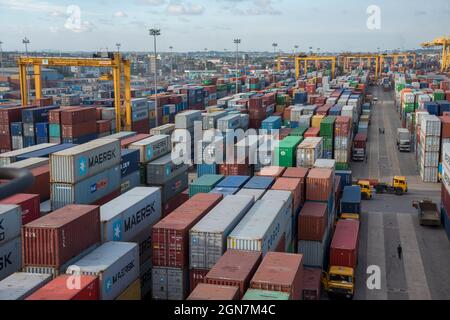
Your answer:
(352, 133), (367, 162)
(397, 128), (411, 152)
(340, 186), (362, 220)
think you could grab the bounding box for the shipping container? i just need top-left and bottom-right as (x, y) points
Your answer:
(271, 178), (302, 213)
(5, 157), (49, 170)
(189, 174), (224, 197)
(0, 272), (52, 300)
(15, 144), (76, 161)
(235, 188), (266, 201)
(120, 171), (142, 194)
(0, 204), (22, 246)
(175, 110), (202, 129)
(243, 176), (275, 190)
(146, 153), (188, 185)
(330, 219), (359, 268)
(66, 242), (139, 300)
(297, 137), (324, 168)
(302, 268), (322, 300)
(297, 229), (328, 268)
(190, 195), (254, 269)
(157, 170), (189, 203)
(341, 186), (362, 215)
(116, 278), (141, 300)
(216, 175), (250, 189)
(22, 204), (100, 269)
(50, 138), (120, 184)
(129, 135), (171, 164)
(257, 166), (286, 179)
(306, 168), (334, 202)
(100, 187), (161, 244)
(243, 289), (290, 300)
(204, 250), (262, 298)
(187, 283), (240, 300)
(120, 149), (140, 178)
(26, 275), (99, 300)
(250, 252), (304, 300)
(298, 202), (328, 241)
(152, 267), (188, 300)
(152, 193), (223, 268)
(0, 237), (21, 281)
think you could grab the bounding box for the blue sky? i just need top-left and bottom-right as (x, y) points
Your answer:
(0, 0), (449, 52)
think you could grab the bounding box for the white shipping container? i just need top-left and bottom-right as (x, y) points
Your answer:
(5, 157), (49, 170)
(296, 137), (323, 168)
(150, 124), (175, 136)
(0, 204), (22, 246)
(175, 110), (202, 129)
(419, 166), (438, 183)
(298, 115), (312, 127)
(189, 195), (254, 269)
(66, 242), (139, 300)
(235, 188), (266, 201)
(419, 134), (440, 152)
(334, 149), (350, 163)
(129, 135), (171, 164)
(261, 190), (293, 226)
(0, 143), (56, 166)
(0, 272), (52, 300)
(100, 187), (162, 243)
(217, 114), (241, 132)
(290, 106), (304, 123)
(314, 159), (336, 170)
(297, 232), (328, 268)
(50, 138), (121, 184)
(227, 200), (286, 255)
(341, 105), (355, 120)
(419, 150), (439, 167)
(420, 115), (441, 137)
(334, 136), (350, 150)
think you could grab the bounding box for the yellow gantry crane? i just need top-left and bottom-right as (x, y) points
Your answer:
(295, 55), (337, 79)
(277, 55), (297, 72)
(342, 54), (380, 78)
(421, 36), (450, 72)
(378, 53), (417, 75)
(17, 53), (132, 132)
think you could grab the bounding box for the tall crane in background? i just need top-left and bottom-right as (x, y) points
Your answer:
(421, 36), (450, 73)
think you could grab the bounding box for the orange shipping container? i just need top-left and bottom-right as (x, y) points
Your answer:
(298, 202), (328, 241)
(306, 168), (333, 202)
(272, 177), (302, 213)
(187, 284), (239, 300)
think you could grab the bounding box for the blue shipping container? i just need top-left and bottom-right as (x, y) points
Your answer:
(243, 176), (275, 190)
(217, 175), (250, 189)
(294, 92), (308, 105)
(23, 136), (35, 147)
(121, 149), (140, 178)
(261, 116), (282, 130)
(424, 102), (439, 116)
(10, 122), (23, 136)
(35, 122), (49, 138)
(336, 170), (352, 187)
(120, 170), (141, 194)
(22, 106), (58, 123)
(197, 163), (218, 177)
(209, 187), (239, 197)
(62, 133), (97, 144)
(341, 186), (361, 214)
(438, 101), (450, 115)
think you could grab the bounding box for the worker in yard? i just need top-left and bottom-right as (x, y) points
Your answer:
(397, 244), (403, 260)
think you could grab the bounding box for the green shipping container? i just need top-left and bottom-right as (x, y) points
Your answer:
(290, 126), (308, 137)
(395, 83), (406, 93)
(336, 162), (350, 170)
(320, 116), (336, 137)
(49, 123), (61, 138)
(323, 137), (333, 151)
(243, 289), (290, 300)
(189, 174), (224, 197)
(433, 91), (445, 101)
(276, 136), (303, 167)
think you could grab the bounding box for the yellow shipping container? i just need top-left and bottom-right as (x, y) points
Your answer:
(311, 115), (325, 129)
(276, 105), (286, 114)
(116, 278), (141, 300)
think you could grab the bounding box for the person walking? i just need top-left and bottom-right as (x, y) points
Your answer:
(397, 244), (403, 260)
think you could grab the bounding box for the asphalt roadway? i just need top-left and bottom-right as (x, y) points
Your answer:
(352, 85), (450, 300)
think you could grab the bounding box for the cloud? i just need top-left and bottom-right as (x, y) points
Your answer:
(135, 0), (167, 5)
(114, 10), (128, 18)
(0, 0), (64, 13)
(226, 0), (282, 16)
(166, 2), (204, 15)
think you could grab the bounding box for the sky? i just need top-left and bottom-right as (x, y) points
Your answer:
(0, 0), (449, 52)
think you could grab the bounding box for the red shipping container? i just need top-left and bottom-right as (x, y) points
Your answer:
(283, 167), (309, 205)
(219, 163), (253, 176)
(275, 233), (286, 252)
(36, 97), (54, 107)
(22, 204), (101, 268)
(335, 116), (351, 137)
(306, 168), (333, 202)
(302, 268), (322, 300)
(353, 133), (367, 149)
(0, 193), (40, 225)
(446, 91), (450, 102)
(152, 193), (223, 268)
(60, 107), (97, 125)
(187, 283), (239, 300)
(0, 123), (10, 135)
(205, 250), (262, 299)
(62, 121), (97, 138)
(0, 134), (11, 151)
(316, 105), (331, 116)
(304, 127), (320, 138)
(120, 134), (151, 148)
(25, 164), (50, 202)
(279, 128), (292, 140)
(0, 106), (23, 124)
(257, 166), (286, 179)
(249, 97), (263, 111)
(97, 120), (111, 134)
(131, 118), (150, 134)
(298, 202), (328, 241)
(440, 116), (450, 139)
(190, 268), (209, 293)
(330, 219), (360, 268)
(250, 252), (304, 300)
(272, 177), (302, 213)
(162, 189), (190, 217)
(26, 275), (99, 300)
(93, 188), (121, 206)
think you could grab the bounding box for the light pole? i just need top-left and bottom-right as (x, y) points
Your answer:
(272, 43), (278, 69)
(22, 37), (30, 105)
(116, 43), (121, 54)
(149, 28), (160, 126)
(294, 45), (299, 55)
(169, 46), (173, 81)
(234, 39), (241, 94)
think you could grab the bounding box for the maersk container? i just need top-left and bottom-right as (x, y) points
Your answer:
(227, 200), (286, 255)
(0, 205), (21, 246)
(152, 267), (188, 300)
(235, 188), (266, 201)
(120, 149), (140, 178)
(209, 187), (239, 196)
(16, 144), (76, 161)
(243, 176), (275, 190)
(190, 195), (254, 270)
(216, 175), (250, 189)
(175, 110), (202, 129)
(50, 138), (121, 184)
(243, 289), (290, 300)
(150, 124), (175, 136)
(50, 165), (121, 210)
(189, 174), (224, 197)
(120, 171), (141, 194)
(146, 153), (188, 185)
(159, 170), (189, 203)
(66, 242), (139, 300)
(4, 157), (49, 170)
(100, 187), (162, 243)
(341, 186), (361, 214)
(0, 272), (52, 300)
(0, 237), (22, 281)
(129, 135), (171, 164)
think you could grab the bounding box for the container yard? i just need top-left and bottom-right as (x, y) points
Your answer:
(0, 2), (449, 311)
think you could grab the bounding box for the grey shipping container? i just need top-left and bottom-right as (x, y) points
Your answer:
(297, 227), (329, 268)
(0, 237), (22, 281)
(235, 188), (267, 201)
(190, 195), (254, 270)
(50, 138), (121, 184)
(129, 135), (171, 164)
(121, 171), (141, 194)
(202, 111), (227, 130)
(140, 258), (152, 298)
(175, 110), (202, 129)
(51, 165), (121, 210)
(100, 187), (162, 243)
(5, 157), (49, 170)
(0, 205), (21, 246)
(0, 143), (56, 166)
(134, 225), (152, 263)
(66, 242), (139, 300)
(155, 170), (189, 203)
(227, 200), (286, 255)
(152, 267), (188, 300)
(150, 124), (175, 136)
(101, 131), (136, 140)
(217, 114), (241, 132)
(261, 190), (293, 227)
(0, 272), (52, 300)
(146, 153), (189, 185)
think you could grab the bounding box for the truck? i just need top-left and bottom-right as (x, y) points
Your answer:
(397, 128), (411, 152)
(352, 133), (367, 162)
(412, 199), (441, 227)
(340, 186), (362, 220)
(374, 176), (408, 196)
(382, 77), (391, 91)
